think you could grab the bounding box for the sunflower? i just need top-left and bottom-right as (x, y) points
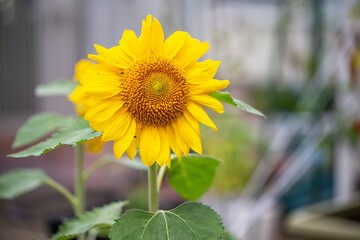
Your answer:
(69, 59), (105, 153)
(80, 15), (229, 166)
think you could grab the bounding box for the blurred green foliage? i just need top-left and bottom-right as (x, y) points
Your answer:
(202, 114), (259, 196)
(250, 84), (335, 114)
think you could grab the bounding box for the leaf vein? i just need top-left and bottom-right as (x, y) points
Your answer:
(167, 211), (199, 240)
(160, 211), (170, 240)
(140, 212), (159, 239)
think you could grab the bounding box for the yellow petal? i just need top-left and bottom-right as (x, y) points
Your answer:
(187, 102), (218, 132)
(83, 63), (120, 76)
(175, 116), (202, 154)
(139, 125), (161, 166)
(139, 15), (164, 55)
(83, 85), (120, 98)
(87, 54), (105, 64)
(79, 63), (120, 86)
(126, 138), (137, 160)
(119, 30), (143, 60)
(166, 157), (171, 168)
(165, 124), (182, 161)
(69, 85), (90, 116)
(73, 59), (94, 81)
(189, 79), (230, 95)
(134, 122), (143, 147)
(113, 118), (136, 159)
(101, 109), (131, 141)
(171, 124), (191, 157)
(164, 31), (189, 58)
(157, 127), (171, 166)
(84, 98), (124, 126)
(183, 110), (200, 135)
(81, 65), (122, 97)
(69, 85), (86, 104)
(171, 122), (190, 157)
(86, 136), (105, 153)
(90, 44), (131, 68)
(186, 60), (221, 84)
(190, 94), (224, 113)
(174, 37), (209, 69)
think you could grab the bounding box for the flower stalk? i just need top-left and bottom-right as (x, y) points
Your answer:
(75, 144), (85, 240)
(148, 163), (159, 213)
(157, 165), (167, 192)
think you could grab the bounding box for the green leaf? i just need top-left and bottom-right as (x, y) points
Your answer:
(109, 202), (225, 240)
(8, 118), (102, 158)
(35, 79), (77, 97)
(222, 231), (238, 240)
(168, 154), (221, 201)
(0, 169), (48, 199)
(12, 112), (71, 148)
(52, 201), (128, 240)
(210, 91), (265, 118)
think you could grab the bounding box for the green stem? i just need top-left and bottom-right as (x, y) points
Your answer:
(156, 165), (167, 193)
(43, 178), (77, 210)
(75, 144), (85, 240)
(86, 229), (98, 240)
(148, 163), (158, 213)
(83, 157), (112, 182)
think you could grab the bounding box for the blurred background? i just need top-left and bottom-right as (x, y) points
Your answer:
(1, 0), (360, 239)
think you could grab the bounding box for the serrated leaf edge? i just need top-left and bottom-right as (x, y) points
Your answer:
(53, 201), (129, 240)
(210, 91), (266, 118)
(8, 118), (102, 158)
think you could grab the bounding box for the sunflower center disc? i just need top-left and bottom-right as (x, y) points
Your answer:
(120, 56), (189, 126)
(149, 72), (170, 97)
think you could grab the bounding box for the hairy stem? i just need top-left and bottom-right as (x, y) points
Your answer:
(75, 144), (85, 240)
(43, 178), (77, 210)
(83, 157), (112, 182)
(156, 165), (167, 193)
(148, 163), (158, 212)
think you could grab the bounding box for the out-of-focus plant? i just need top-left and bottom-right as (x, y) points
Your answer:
(0, 15), (264, 240)
(202, 115), (258, 196)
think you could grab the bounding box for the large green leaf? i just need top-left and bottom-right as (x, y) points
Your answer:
(109, 202), (225, 240)
(168, 154), (221, 201)
(8, 118), (102, 158)
(12, 112), (71, 148)
(52, 201), (128, 240)
(222, 231), (239, 240)
(210, 91), (265, 118)
(35, 79), (77, 97)
(0, 169), (48, 199)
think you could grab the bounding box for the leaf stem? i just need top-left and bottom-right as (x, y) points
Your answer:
(156, 165), (167, 193)
(83, 157), (112, 182)
(75, 144), (85, 240)
(148, 163), (158, 213)
(43, 178), (77, 210)
(86, 229), (98, 240)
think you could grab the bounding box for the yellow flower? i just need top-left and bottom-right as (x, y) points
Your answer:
(80, 15), (229, 166)
(69, 59), (105, 153)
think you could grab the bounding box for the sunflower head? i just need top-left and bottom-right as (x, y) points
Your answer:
(80, 15), (229, 166)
